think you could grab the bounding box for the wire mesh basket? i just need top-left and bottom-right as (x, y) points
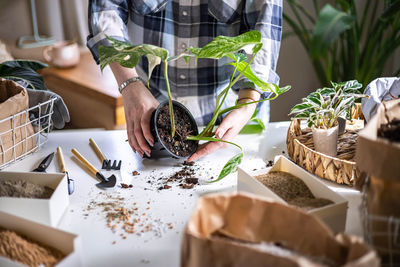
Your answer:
(0, 97), (56, 170)
(361, 175), (400, 267)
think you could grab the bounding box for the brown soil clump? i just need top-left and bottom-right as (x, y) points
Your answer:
(256, 171), (333, 210)
(0, 180), (54, 199)
(0, 228), (65, 267)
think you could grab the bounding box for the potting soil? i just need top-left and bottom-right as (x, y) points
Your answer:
(0, 180), (54, 199)
(256, 171), (333, 210)
(0, 227), (65, 267)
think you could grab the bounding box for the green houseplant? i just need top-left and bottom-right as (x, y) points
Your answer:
(283, 0), (400, 91)
(99, 31), (291, 181)
(289, 80), (366, 156)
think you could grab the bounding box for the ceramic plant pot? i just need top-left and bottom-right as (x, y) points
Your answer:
(338, 117), (346, 135)
(312, 125), (339, 157)
(149, 100), (198, 159)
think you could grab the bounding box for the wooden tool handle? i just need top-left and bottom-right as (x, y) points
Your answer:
(89, 138), (106, 162)
(71, 148), (98, 175)
(57, 146), (67, 173)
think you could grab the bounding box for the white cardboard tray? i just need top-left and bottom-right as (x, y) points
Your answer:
(238, 156), (348, 233)
(0, 210), (81, 267)
(0, 171), (69, 226)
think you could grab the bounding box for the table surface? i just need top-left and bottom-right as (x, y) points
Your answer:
(4, 122), (362, 267)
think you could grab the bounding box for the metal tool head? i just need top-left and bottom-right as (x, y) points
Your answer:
(65, 172), (74, 195)
(95, 172), (117, 189)
(33, 152), (55, 172)
(102, 159), (122, 170)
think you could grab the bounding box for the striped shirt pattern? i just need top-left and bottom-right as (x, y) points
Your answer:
(87, 0), (282, 125)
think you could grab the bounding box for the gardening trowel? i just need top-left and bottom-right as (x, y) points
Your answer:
(71, 148), (116, 189)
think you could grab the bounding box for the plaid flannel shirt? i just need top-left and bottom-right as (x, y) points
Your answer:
(87, 0), (282, 125)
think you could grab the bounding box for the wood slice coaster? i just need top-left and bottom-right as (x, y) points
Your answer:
(286, 119), (364, 186)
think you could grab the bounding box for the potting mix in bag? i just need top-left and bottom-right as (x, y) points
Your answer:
(0, 78), (36, 166)
(181, 193), (379, 267)
(356, 98), (400, 265)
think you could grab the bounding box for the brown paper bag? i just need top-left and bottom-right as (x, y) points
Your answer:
(181, 193), (379, 267)
(355, 99), (400, 264)
(0, 78), (36, 166)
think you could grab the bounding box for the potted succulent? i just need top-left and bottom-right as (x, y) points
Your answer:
(99, 31), (291, 181)
(289, 80), (367, 156)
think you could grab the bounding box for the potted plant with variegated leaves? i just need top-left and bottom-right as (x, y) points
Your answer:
(289, 80), (367, 156)
(99, 31), (291, 182)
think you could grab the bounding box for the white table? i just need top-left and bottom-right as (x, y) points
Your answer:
(4, 122), (362, 267)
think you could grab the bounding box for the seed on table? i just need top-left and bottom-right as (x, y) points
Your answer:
(112, 225), (117, 229)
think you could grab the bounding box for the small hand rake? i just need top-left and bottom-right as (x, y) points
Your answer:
(89, 138), (122, 170)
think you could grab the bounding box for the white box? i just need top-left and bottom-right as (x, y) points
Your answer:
(238, 156), (348, 233)
(0, 171), (69, 226)
(0, 210), (81, 267)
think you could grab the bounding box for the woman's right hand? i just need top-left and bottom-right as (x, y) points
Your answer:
(121, 81), (159, 157)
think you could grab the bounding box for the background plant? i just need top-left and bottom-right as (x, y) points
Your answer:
(0, 60), (48, 90)
(289, 80), (367, 129)
(99, 31), (291, 182)
(284, 0), (400, 91)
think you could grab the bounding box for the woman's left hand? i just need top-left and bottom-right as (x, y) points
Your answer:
(187, 90), (259, 162)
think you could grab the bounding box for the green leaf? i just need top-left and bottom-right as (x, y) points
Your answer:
(311, 4), (355, 57)
(189, 31), (262, 59)
(239, 124), (264, 134)
(234, 52), (247, 62)
(277, 85), (291, 95)
(146, 54), (161, 86)
(0, 65), (47, 90)
(2, 60), (48, 71)
(208, 152), (243, 183)
(99, 36), (169, 73)
(227, 61), (279, 94)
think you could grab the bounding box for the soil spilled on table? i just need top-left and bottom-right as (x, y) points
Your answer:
(378, 118), (400, 142)
(157, 105), (197, 157)
(0, 227), (65, 267)
(0, 180), (54, 199)
(255, 171), (333, 211)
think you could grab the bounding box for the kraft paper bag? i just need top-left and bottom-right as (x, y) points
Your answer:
(356, 99), (400, 182)
(0, 78), (36, 166)
(355, 99), (400, 264)
(181, 193), (379, 267)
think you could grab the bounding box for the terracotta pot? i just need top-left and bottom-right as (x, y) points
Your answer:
(312, 125), (339, 157)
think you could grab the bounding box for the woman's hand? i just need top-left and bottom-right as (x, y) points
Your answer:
(122, 82), (159, 157)
(187, 89), (260, 161)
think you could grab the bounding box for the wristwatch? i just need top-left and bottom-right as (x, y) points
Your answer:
(118, 76), (144, 94)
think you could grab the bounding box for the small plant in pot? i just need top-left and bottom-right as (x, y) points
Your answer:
(99, 31), (291, 181)
(289, 80), (367, 157)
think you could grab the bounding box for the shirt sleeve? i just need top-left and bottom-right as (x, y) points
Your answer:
(87, 0), (131, 64)
(232, 0), (283, 99)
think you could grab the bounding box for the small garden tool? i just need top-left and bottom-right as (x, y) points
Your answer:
(56, 147), (74, 195)
(89, 138), (121, 170)
(32, 152), (54, 172)
(71, 148), (116, 189)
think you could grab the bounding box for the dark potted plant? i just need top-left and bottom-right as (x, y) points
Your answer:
(99, 31), (291, 181)
(289, 80), (367, 156)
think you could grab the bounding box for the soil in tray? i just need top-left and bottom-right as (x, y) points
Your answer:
(0, 227), (65, 267)
(255, 171), (333, 211)
(378, 118), (400, 142)
(157, 105), (197, 157)
(0, 180), (54, 199)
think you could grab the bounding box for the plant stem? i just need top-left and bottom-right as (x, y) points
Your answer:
(219, 94), (279, 115)
(163, 60), (175, 137)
